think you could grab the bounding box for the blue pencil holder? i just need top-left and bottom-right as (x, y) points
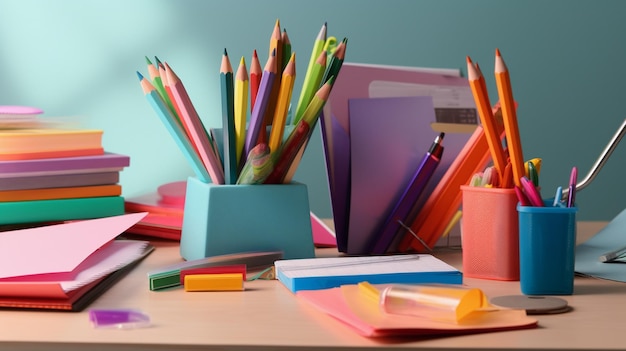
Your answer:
(180, 177), (315, 261)
(517, 202), (577, 295)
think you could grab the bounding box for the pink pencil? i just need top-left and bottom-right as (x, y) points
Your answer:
(165, 63), (225, 184)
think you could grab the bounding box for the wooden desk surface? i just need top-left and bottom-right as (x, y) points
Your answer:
(1, 221), (625, 351)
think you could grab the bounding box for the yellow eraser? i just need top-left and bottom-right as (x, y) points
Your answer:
(184, 273), (244, 292)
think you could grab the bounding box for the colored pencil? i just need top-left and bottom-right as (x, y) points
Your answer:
(293, 22), (327, 125)
(249, 49), (262, 112)
(220, 49), (237, 184)
(494, 48), (524, 188)
(466, 56), (506, 184)
(137, 72), (212, 183)
(263, 121), (311, 184)
(277, 77), (334, 184)
(243, 49), (277, 164)
(293, 50), (326, 125)
(158, 61), (184, 126)
(268, 52), (296, 153)
(234, 56), (249, 167)
(146, 57), (167, 104)
(260, 19), (283, 142)
(164, 63), (225, 185)
(321, 38), (347, 87)
(236, 143), (274, 185)
(281, 28), (291, 71)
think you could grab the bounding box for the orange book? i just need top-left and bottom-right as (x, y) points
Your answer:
(0, 128), (104, 160)
(0, 184), (121, 202)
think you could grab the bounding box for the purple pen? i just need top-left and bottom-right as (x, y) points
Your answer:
(567, 166), (577, 207)
(370, 133), (444, 254)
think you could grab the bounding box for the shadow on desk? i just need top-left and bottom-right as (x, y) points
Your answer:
(573, 275), (626, 295)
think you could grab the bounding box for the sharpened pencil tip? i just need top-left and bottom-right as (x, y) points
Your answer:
(145, 56), (152, 65)
(136, 71), (144, 80)
(466, 56), (472, 64)
(495, 48), (501, 57)
(253, 49), (258, 58)
(439, 132), (445, 139)
(224, 48), (228, 56)
(155, 56), (162, 65)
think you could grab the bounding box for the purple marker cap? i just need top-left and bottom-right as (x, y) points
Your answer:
(89, 309), (151, 329)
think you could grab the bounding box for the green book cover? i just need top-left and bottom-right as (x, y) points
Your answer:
(0, 196), (125, 225)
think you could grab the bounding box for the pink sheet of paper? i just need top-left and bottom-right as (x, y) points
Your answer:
(297, 285), (538, 338)
(0, 240), (148, 298)
(0, 212), (147, 279)
(310, 212), (337, 248)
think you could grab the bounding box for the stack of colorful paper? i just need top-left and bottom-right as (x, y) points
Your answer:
(0, 107), (129, 225)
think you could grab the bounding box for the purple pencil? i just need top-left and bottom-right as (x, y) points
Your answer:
(243, 49), (277, 165)
(370, 133), (445, 254)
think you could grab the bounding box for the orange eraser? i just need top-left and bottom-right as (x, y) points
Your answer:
(184, 273), (244, 292)
(179, 264), (247, 284)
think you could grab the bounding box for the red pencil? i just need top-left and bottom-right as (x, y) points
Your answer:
(249, 49), (262, 112)
(263, 121), (311, 184)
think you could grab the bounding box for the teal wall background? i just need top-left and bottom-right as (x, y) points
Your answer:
(1, 0), (624, 221)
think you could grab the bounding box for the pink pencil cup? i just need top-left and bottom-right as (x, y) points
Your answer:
(461, 186), (519, 281)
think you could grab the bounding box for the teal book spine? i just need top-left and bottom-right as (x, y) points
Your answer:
(0, 196), (125, 225)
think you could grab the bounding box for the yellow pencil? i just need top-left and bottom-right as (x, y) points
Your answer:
(234, 56), (249, 168)
(494, 48), (524, 188)
(268, 52), (296, 152)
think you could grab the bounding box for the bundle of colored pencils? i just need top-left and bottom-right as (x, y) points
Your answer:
(137, 20), (348, 185)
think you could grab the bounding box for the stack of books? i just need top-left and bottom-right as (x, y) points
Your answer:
(0, 108), (129, 225)
(124, 181), (185, 240)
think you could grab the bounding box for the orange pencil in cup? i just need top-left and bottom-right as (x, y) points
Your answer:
(268, 52), (296, 153)
(467, 57), (506, 184)
(494, 48), (524, 188)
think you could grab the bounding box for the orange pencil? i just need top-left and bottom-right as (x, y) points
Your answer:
(260, 19), (283, 142)
(466, 56), (506, 183)
(268, 52), (296, 152)
(249, 49), (262, 112)
(494, 48), (524, 188)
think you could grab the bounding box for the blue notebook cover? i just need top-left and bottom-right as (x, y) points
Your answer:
(274, 254), (462, 293)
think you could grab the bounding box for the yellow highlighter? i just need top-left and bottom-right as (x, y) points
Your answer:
(525, 158), (542, 177)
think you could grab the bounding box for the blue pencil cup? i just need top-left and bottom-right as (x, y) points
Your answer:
(180, 177), (315, 261)
(517, 202), (577, 295)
